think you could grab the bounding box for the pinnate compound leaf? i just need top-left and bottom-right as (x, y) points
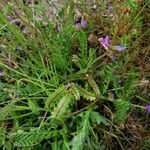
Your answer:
(9, 129), (53, 147)
(71, 111), (90, 150)
(90, 111), (110, 126)
(51, 93), (72, 118)
(45, 85), (67, 109)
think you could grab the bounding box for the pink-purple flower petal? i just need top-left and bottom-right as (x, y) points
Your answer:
(99, 36), (110, 49)
(75, 23), (81, 29)
(80, 19), (88, 28)
(75, 18), (88, 29)
(146, 105), (150, 113)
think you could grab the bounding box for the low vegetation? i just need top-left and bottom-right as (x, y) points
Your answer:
(0, 0), (150, 149)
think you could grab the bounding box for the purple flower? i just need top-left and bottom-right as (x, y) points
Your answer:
(75, 23), (81, 29)
(112, 45), (127, 52)
(80, 19), (88, 28)
(75, 19), (88, 29)
(98, 36), (127, 52)
(98, 36), (110, 50)
(146, 105), (150, 113)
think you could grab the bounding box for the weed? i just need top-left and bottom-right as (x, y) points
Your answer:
(0, 0), (149, 149)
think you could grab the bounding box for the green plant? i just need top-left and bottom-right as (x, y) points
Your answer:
(0, 0), (149, 149)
